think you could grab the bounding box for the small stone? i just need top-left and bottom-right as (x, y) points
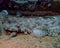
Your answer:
(32, 29), (47, 37)
(24, 32), (28, 35)
(48, 3), (51, 7)
(0, 10), (8, 16)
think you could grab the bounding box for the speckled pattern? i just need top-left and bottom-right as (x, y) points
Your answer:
(3, 15), (60, 37)
(0, 34), (59, 48)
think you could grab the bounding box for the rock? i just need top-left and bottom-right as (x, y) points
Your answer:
(24, 32), (28, 35)
(32, 29), (47, 37)
(0, 10), (8, 16)
(0, 10), (8, 22)
(48, 3), (51, 7)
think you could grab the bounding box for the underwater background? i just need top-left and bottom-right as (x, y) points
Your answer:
(0, 0), (60, 48)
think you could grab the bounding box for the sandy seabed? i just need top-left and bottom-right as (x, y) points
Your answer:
(0, 33), (57, 48)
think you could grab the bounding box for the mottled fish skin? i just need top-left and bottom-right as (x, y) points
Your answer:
(0, 13), (60, 39)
